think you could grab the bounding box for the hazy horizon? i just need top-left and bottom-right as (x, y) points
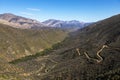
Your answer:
(0, 0), (120, 22)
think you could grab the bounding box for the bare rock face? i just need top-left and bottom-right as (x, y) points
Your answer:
(0, 13), (46, 29)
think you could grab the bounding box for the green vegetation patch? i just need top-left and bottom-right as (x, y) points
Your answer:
(9, 48), (53, 64)
(9, 41), (63, 64)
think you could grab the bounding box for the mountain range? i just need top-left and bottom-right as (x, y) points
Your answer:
(43, 19), (91, 31)
(0, 13), (91, 31)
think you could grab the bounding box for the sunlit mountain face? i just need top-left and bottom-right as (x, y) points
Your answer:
(0, 13), (47, 29)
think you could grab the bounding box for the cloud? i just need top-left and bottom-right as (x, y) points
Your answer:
(27, 8), (40, 11)
(20, 12), (34, 16)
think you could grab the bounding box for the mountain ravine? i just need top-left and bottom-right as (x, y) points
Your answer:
(0, 14), (120, 80)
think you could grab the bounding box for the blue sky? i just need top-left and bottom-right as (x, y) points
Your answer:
(0, 0), (120, 22)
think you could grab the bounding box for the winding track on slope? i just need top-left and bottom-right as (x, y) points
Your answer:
(19, 57), (58, 76)
(96, 45), (109, 63)
(76, 48), (81, 55)
(17, 44), (120, 76)
(76, 45), (120, 63)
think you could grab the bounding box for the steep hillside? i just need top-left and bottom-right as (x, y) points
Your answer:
(8, 14), (120, 80)
(0, 23), (68, 62)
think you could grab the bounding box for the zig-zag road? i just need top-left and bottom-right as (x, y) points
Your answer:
(76, 45), (119, 63)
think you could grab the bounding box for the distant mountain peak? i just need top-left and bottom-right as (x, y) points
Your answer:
(43, 19), (92, 31)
